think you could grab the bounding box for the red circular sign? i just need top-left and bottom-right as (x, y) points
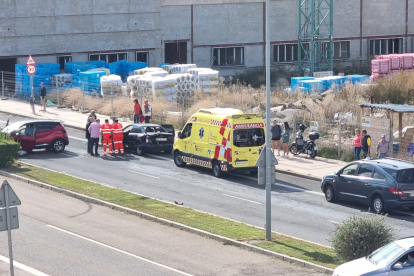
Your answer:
(26, 65), (36, 75)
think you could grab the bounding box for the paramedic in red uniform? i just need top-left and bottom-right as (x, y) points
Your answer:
(100, 119), (113, 156)
(112, 119), (124, 155)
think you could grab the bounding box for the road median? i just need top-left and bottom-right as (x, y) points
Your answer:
(1, 163), (337, 273)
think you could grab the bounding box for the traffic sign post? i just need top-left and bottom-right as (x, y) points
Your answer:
(26, 55), (36, 99)
(1, 180), (21, 276)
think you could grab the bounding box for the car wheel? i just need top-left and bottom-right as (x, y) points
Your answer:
(52, 139), (65, 153)
(249, 170), (258, 176)
(212, 161), (223, 178)
(136, 147), (145, 156)
(324, 184), (336, 203)
(174, 151), (186, 167)
(372, 196), (385, 213)
(289, 145), (300, 155)
(310, 150), (317, 158)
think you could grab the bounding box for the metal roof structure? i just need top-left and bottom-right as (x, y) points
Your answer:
(359, 103), (414, 113)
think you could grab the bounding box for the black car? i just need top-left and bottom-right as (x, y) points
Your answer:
(123, 123), (175, 155)
(321, 158), (414, 213)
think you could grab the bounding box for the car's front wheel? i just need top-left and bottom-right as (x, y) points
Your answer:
(174, 151), (186, 167)
(136, 147), (145, 156)
(324, 184), (336, 203)
(372, 195), (385, 213)
(52, 139), (66, 153)
(212, 161), (223, 178)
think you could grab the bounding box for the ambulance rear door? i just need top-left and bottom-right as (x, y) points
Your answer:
(232, 123), (266, 168)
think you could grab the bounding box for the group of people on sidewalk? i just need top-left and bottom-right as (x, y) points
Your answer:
(270, 120), (291, 158)
(85, 111), (124, 157)
(133, 99), (152, 124)
(352, 129), (391, 160)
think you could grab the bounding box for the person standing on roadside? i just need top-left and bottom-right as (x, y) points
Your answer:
(376, 134), (391, 159)
(270, 120), (282, 156)
(85, 117), (94, 154)
(40, 82), (46, 112)
(144, 99), (152, 123)
(352, 129), (362, 160)
(101, 119), (113, 156)
(112, 118), (124, 155)
(88, 118), (101, 156)
(361, 130), (371, 159)
(87, 110), (97, 122)
(133, 99), (142, 124)
(29, 96), (35, 115)
(281, 121), (291, 158)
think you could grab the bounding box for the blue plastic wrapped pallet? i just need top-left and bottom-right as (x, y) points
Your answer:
(291, 77), (315, 91)
(86, 60), (107, 68)
(347, 75), (370, 85)
(65, 62), (84, 74)
(121, 61), (147, 81)
(79, 71), (106, 94)
(107, 60), (128, 75)
(299, 80), (323, 93)
(320, 76), (347, 91)
(72, 64), (97, 76)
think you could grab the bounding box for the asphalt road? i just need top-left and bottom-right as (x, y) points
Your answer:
(1, 114), (414, 247)
(0, 177), (327, 276)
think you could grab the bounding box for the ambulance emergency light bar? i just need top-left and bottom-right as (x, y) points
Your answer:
(232, 114), (264, 119)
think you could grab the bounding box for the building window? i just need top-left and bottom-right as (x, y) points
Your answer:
(323, 41), (350, 59)
(274, 44), (309, 62)
(369, 38), (402, 56)
(89, 53), (127, 63)
(136, 52), (149, 65)
(58, 55), (72, 70)
(213, 47), (244, 66)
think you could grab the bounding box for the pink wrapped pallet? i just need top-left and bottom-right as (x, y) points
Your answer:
(371, 59), (390, 74)
(374, 55), (389, 60)
(401, 55), (414, 69)
(389, 55), (402, 70)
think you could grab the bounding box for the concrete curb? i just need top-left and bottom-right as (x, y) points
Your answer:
(275, 169), (322, 182)
(0, 170), (334, 275)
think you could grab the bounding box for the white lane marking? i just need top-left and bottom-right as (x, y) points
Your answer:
(47, 225), (193, 276)
(328, 220), (340, 225)
(0, 254), (50, 276)
(394, 210), (414, 217)
(68, 136), (88, 142)
(222, 194), (261, 205)
(235, 174), (325, 196)
(147, 154), (173, 161)
(128, 170), (160, 179)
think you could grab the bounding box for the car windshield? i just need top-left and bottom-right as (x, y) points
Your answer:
(145, 126), (165, 133)
(367, 242), (405, 266)
(380, 167), (398, 181)
(2, 122), (24, 133)
(233, 129), (265, 148)
(398, 169), (414, 183)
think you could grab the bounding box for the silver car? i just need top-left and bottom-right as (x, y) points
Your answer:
(333, 237), (414, 276)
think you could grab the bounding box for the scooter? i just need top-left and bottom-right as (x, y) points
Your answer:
(289, 124), (319, 158)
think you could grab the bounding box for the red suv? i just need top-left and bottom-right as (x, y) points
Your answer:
(2, 120), (69, 153)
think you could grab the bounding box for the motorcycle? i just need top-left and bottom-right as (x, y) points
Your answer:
(289, 124), (319, 158)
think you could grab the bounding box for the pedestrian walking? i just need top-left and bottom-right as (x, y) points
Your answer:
(270, 120), (282, 156)
(144, 99), (152, 123)
(361, 130), (371, 159)
(40, 82), (46, 112)
(88, 118), (101, 156)
(281, 121), (291, 158)
(352, 129), (362, 160)
(133, 99), (142, 124)
(101, 119), (113, 156)
(376, 134), (391, 159)
(87, 110), (97, 122)
(29, 96), (35, 114)
(112, 118), (124, 155)
(85, 117), (94, 154)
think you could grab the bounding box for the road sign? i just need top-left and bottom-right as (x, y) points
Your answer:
(255, 147), (278, 186)
(26, 65), (36, 75)
(26, 55), (36, 65)
(0, 207), (19, 232)
(310, 121), (319, 131)
(255, 146), (278, 167)
(258, 166), (275, 185)
(0, 181), (21, 208)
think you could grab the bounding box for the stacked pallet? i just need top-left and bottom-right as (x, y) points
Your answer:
(79, 71), (107, 95)
(100, 75), (124, 98)
(371, 54), (414, 81)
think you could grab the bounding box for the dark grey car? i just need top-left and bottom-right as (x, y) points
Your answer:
(321, 158), (414, 213)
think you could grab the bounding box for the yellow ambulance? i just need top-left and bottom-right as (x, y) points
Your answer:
(173, 108), (266, 177)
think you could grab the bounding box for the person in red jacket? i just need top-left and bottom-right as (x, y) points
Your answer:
(133, 99), (142, 124)
(100, 119), (113, 156)
(112, 119), (124, 155)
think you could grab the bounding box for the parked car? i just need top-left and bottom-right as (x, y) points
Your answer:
(333, 236), (414, 276)
(321, 158), (414, 213)
(122, 123), (174, 155)
(2, 120), (69, 153)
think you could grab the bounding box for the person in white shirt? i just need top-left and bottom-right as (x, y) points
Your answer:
(144, 99), (152, 123)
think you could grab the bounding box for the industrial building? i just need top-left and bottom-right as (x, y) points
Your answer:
(0, 0), (413, 75)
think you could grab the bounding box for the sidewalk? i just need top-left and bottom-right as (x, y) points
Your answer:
(0, 98), (347, 180)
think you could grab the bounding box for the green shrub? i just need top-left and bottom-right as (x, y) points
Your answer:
(318, 147), (355, 162)
(329, 214), (395, 262)
(0, 133), (20, 167)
